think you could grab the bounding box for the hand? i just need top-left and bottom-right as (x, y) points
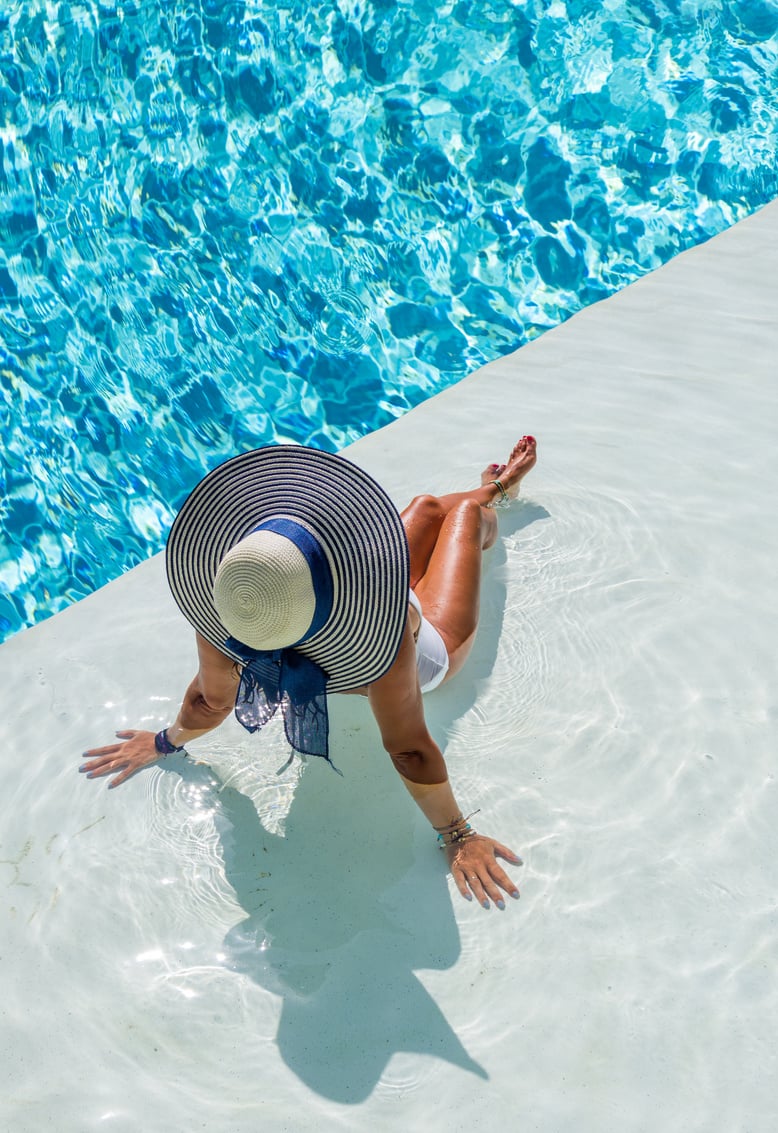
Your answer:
(79, 730), (162, 789)
(446, 834), (522, 909)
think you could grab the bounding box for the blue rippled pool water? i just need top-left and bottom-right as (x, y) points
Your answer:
(2, 0), (777, 641)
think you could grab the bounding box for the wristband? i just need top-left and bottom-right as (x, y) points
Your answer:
(437, 824), (477, 849)
(434, 808), (481, 848)
(154, 728), (187, 757)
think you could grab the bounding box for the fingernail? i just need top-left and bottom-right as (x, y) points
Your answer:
(463, 892), (473, 902)
(78, 765), (87, 772)
(496, 899), (506, 910)
(514, 856), (524, 865)
(482, 900), (490, 909)
(511, 890), (520, 900)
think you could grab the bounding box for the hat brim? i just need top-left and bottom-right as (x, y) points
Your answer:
(166, 445), (410, 692)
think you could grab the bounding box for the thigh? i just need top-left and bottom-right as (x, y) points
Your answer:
(413, 499), (487, 679)
(400, 494), (446, 588)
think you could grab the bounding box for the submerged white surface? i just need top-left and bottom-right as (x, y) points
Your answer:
(2, 200), (778, 1132)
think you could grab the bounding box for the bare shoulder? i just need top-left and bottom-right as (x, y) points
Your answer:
(196, 632), (238, 670)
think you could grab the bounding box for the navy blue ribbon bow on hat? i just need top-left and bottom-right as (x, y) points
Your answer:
(224, 518), (341, 773)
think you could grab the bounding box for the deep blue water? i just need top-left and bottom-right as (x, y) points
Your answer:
(2, 0), (778, 642)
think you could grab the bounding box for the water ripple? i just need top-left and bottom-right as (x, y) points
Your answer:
(3, 1), (778, 643)
(311, 286), (372, 354)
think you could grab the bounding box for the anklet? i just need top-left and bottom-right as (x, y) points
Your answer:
(488, 478), (510, 509)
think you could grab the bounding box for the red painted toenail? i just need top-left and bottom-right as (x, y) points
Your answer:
(526, 435), (536, 444)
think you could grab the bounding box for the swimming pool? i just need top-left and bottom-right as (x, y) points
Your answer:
(3, 200), (778, 1129)
(2, 0), (778, 641)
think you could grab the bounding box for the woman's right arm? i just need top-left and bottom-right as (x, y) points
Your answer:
(79, 634), (240, 789)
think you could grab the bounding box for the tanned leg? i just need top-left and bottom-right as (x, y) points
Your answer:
(405, 437), (537, 678)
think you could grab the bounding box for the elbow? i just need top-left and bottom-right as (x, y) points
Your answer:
(388, 744), (447, 785)
(389, 749), (424, 780)
(194, 691), (234, 718)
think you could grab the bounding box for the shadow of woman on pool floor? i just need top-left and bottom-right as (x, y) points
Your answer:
(208, 750), (486, 1103)
(169, 501), (547, 1101)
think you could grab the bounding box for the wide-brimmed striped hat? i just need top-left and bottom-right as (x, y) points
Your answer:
(166, 444), (410, 694)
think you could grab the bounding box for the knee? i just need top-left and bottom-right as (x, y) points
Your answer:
(448, 498), (483, 526)
(446, 497), (494, 545)
(407, 494), (445, 524)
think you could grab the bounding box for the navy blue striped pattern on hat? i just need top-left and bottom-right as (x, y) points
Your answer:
(165, 445), (410, 693)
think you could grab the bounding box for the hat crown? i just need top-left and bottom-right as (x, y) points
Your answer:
(213, 530), (316, 650)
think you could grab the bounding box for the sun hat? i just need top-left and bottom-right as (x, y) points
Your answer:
(166, 444), (410, 763)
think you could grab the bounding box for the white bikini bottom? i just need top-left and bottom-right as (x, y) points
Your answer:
(408, 589), (450, 694)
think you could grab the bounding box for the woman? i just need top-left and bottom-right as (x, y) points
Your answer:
(81, 436), (537, 910)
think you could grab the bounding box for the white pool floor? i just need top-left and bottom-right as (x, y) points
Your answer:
(1, 200), (777, 1132)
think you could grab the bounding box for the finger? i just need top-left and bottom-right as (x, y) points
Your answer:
(81, 732), (138, 766)
(81, 743), (123, 760)
(451, 859), (485, 905)
(492, 840), (523, 866)
(461, 867), (492, 910)
(466, 856), (522, 908)
(449, 849), (491, 908)
(485, 862), (521, 903)
(446, 849), (477, 904)
(452, 866), (475, 903)
(473, 867), (508, 909)
(79, 755), (117, 775)
(82, 758), (128, 779)
(108, 765), (136, 789)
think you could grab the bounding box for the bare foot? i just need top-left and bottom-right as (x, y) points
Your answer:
(481, 462), (506, 487)
(482, 436), (537, 499)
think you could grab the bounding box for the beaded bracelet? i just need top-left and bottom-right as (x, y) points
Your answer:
(433, 808), (480, 835)
(434, 808), (481, 846)
(154, 728), (187, 757)
(437, 824), (478, 850)
(433, 814), (464, 834)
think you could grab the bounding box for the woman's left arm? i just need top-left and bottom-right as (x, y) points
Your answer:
(368, 622), (522, 908)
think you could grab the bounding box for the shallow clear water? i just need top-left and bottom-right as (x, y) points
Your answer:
(2, 0), (778, 641)
(3, 230), (778, 1126)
